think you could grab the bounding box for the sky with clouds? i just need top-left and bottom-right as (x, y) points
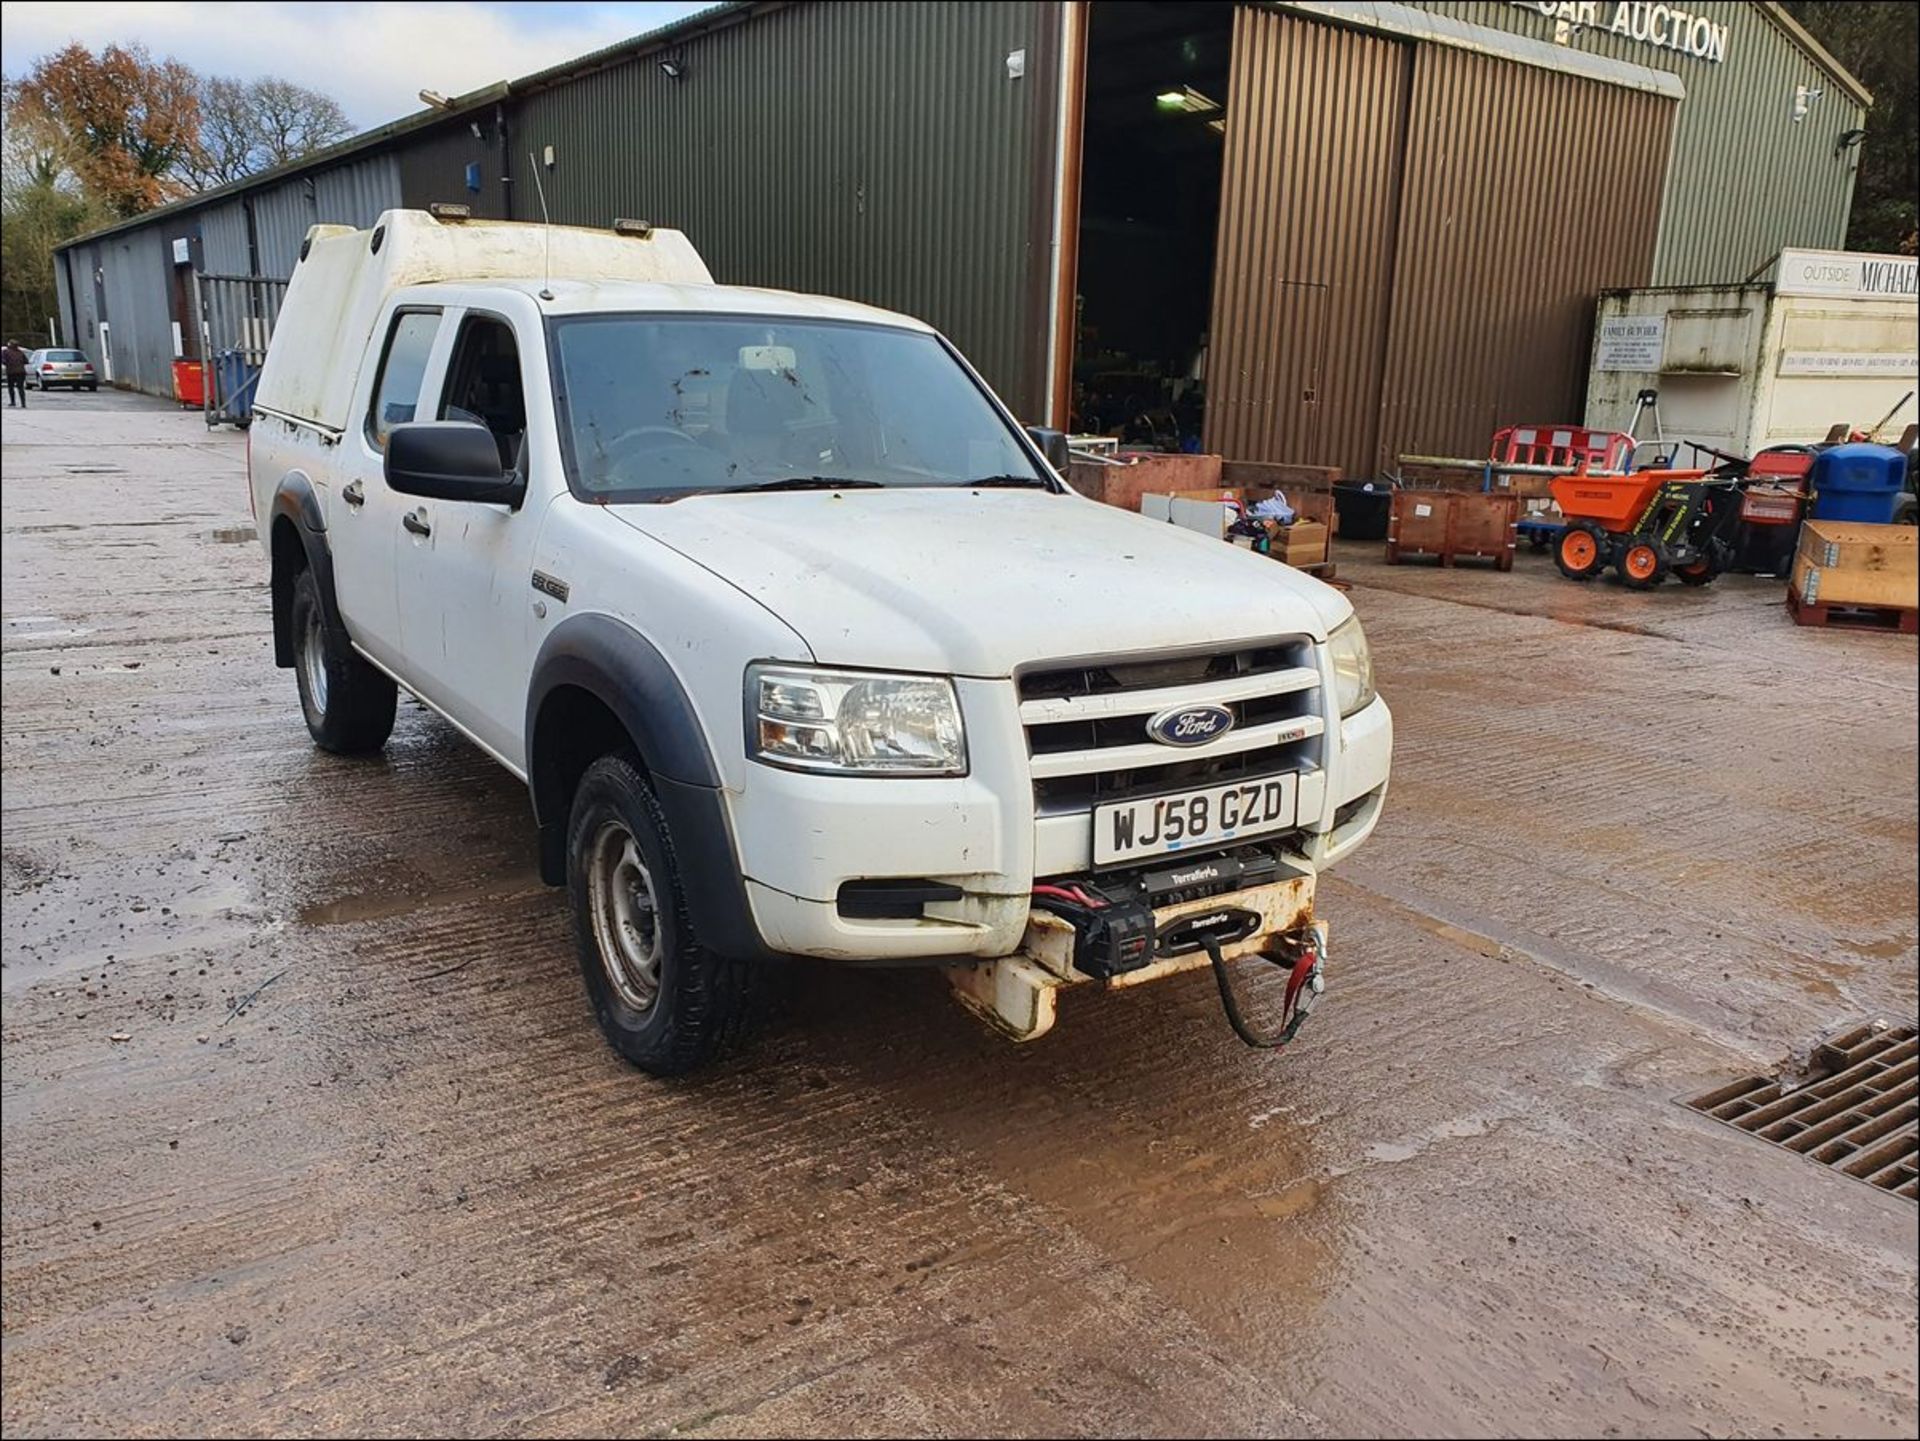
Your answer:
(1, 1), (714, 129)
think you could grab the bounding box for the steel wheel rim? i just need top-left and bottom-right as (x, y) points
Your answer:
(1626, 546), (1657, 579)
(1563, 531), (1597, 569)
(300, 606), (330, 714)
(587, 820), (662, 1013)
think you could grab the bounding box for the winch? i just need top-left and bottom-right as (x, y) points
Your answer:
(950, 842), (1330, 1048)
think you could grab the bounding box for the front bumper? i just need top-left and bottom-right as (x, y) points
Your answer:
(729, 680), (1391, 962)
(951, 873), (1325, 1043)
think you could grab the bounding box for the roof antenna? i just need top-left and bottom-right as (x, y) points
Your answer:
(527, 150), (555, 301)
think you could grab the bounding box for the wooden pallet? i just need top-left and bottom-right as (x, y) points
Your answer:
(1382, 543), (1512, 572)
(1786, 588), (1919, 635)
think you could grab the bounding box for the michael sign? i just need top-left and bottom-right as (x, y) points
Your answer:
(1511, 1), (1732, 64)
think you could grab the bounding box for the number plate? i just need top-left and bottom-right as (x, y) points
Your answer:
(1093, 774), (1299, 866)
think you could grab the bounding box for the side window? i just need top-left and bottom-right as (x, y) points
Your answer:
(437, 316), (528, 473)
(366, 310), (441, 451)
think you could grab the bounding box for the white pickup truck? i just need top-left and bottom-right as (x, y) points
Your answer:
(250, 209), (1391, 1073)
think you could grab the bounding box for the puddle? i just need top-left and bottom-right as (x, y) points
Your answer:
(297, 867), (545, 927)
(1841, 934), (1916, 961)
(1364, 1114), (1498, 1165)
(1255, 1176), (1324, 1220)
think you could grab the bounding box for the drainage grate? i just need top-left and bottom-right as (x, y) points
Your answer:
(1683, 1023), (1917, 1201)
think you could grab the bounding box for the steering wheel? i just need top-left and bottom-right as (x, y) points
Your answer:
(602, 425), (700, 461)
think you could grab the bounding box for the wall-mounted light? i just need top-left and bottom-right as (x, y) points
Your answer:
(658, 56), (686, 80)
(1792, 83), (1824, 123)
(1836, 127), (1867, 156)
(1156, 85), (1220, 115)
(469, 120), (485, 140)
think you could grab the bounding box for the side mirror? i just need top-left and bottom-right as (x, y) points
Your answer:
(1025, 425), (1070, 471)
(385, 421), (524, 506)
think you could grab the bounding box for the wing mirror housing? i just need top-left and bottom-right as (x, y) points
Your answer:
(1025, 425), (1070, 471)
(385, 421), (525, 506)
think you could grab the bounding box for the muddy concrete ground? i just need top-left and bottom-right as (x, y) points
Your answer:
(3, 393), (1916, 1438)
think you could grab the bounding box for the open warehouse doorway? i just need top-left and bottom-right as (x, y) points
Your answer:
(1071, 2), (1234, 454)
(1065, 3), (1677, 478)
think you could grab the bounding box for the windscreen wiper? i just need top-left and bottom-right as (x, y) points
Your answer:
(963, 475), (1052, 489)
(725, 476), (886, 493)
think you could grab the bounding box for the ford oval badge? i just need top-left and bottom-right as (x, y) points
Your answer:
(1146, 703), (1235, 748)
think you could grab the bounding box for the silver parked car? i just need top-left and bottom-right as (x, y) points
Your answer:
(26, 348), (98, 391)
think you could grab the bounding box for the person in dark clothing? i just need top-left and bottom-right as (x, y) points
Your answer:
(3, 341), (28, 408)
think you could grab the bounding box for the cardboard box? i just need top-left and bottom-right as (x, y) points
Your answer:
(1791, 521), (1919, 610)
(1267, 520), (1328, 567)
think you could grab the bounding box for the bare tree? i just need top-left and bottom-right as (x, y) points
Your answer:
(176, 75), (353, 190)
(2, 79), (113, 339)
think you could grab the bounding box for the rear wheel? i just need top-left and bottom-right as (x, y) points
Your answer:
(1616, 538), (1669, 589)
(1674, 538), (1730, 587)
(1555, 522), (1609, 580)
(567, 754), (761, 1075)
(289, 568), (397, 753)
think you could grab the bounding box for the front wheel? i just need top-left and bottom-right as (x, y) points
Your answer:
(567, 754), (761, 1075)
(1555, 522), (1610, 580)
(1616, 538), (1669, 589)
(289, 568), (396, 753)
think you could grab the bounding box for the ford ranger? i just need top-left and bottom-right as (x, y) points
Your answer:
(250, 209), (1391, 1074)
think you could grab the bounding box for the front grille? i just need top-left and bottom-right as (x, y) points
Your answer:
(1018, 643), (1301, 702)
(1018, 639), (1325, 816)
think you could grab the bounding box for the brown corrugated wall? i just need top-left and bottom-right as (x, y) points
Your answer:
(1206, 5), (1676, 476)
(1377, 41), (1674, 466)
(1204, 6), (1411, 469)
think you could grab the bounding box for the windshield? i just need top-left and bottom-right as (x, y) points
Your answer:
(548, 314), (1047, 500)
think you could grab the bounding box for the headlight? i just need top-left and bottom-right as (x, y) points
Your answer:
(1328, 615), (1376, 718)
(747, 664), (967, 775)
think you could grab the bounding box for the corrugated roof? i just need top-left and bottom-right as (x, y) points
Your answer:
(56, 2), (765, 254)
(1757, 1), (1872, 107)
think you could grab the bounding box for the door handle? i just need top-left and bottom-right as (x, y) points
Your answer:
(342, 480), (365, 507)
(402, 508), (431, 537)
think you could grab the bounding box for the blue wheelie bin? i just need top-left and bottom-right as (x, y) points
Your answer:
(1809, 443), (1905, 524)
(214, 348), (263, 423)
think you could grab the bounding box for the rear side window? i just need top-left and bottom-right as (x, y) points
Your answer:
(366, 310), (440, 450)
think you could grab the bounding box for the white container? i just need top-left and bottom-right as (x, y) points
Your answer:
(1586, 248), (1917, 462)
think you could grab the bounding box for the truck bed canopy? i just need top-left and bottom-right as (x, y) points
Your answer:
(254, 209), (712, 434)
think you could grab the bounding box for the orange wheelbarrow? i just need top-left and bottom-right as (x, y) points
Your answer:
(1549, 468), (1746, 589)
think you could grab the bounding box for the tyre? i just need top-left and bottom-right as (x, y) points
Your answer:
(1674, 538), (1730, 587)
(567, 754), (761, 1075)
(289, 567), (396, 753)
(1554, 522), (1609, 580)
(1616, 538), (1669, 589)
(87, 382), (98, 393)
